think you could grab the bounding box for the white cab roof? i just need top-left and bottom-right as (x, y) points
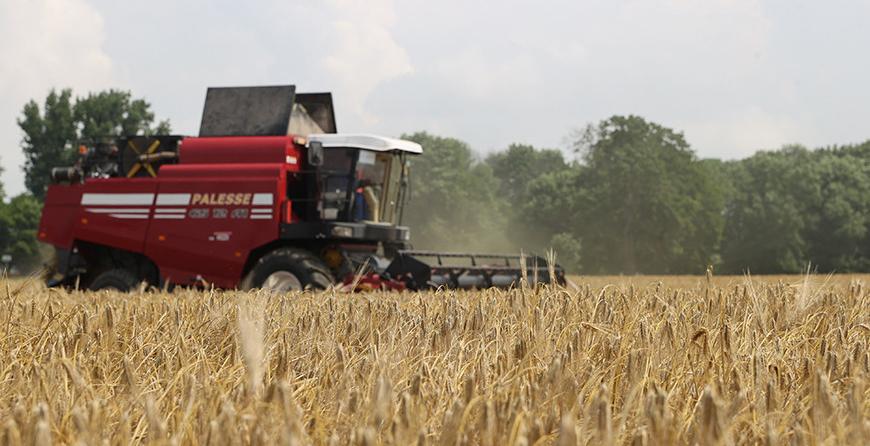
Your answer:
(308, 133), (422, 154)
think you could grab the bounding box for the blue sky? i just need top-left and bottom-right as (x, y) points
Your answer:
(1, 0), (869, 196)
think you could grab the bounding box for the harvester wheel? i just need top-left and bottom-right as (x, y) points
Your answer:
(89, 268), (141, 291)
(241, 248), (334, 292)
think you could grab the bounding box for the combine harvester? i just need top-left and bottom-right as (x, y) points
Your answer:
(39, 86), (564, 291)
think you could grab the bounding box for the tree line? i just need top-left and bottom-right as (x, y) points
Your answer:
(403, 117), (870, 275)
(2, 89), (868, 274)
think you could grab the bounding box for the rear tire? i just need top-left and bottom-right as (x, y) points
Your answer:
(241, 248), (334, 292)
(89, 268), (141, 291)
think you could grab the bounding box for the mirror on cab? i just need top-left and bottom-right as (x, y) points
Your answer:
(308, 140), (324, 166)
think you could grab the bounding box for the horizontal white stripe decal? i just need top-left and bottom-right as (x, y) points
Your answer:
(155, 208), (187, 213)
(252, 193), (273, 205)
(154, 215), (185, 219)
(109, 214), (149, 219)
(250, 215), (273, 220)
(86, 208), (149, 213)
(156, 193), (191, 205)
(82, 193), (154, 206)
(251, 208), (272, 213)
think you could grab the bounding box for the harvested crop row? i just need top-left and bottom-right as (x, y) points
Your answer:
(0, 276), (868, 444)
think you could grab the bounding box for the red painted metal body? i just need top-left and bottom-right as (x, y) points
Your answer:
(38, 135), (303, 288)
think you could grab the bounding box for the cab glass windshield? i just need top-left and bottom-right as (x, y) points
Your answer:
(353, 150), (401, 224)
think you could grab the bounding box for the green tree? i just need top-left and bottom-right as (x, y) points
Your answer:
(19, 89), (171, 199)
(721, 143), (870, 273)
(802, 147), (870, 271)
(720, 147), (814, 274)
(0, 158), (5, 200)
(0, 194), (43, 272)
(74, 89), (171, 141)
(549, 232), (582, 273)
(401, 132), (508, 252)
(485, 143), (571, 255)
(517, 168), (587, 270)
(572, 115), (724, 274)
(18, 89), (77, 199)
(485, 144), (568, 204)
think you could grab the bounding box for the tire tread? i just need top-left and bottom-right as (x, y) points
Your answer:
(89, 268), (141, 291)
(241, 248), (334, 290)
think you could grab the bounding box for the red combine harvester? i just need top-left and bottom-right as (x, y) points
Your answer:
(39, 86), (564, 291)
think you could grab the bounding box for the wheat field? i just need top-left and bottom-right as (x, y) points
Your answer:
(0, 274), (868, 445)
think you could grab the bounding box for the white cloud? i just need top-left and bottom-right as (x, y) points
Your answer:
(0, 0), (113, 196)
(681, 107), (810, 159)
(319, 0), (413, 127)
(359, 0), (787, 155)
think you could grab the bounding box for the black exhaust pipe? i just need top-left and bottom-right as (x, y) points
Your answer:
(50, 167), (82, 184)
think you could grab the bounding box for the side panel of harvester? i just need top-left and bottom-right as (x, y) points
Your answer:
(144, 165), (286, 288)
(39, 184), (83, 248)
(139, 136), (302, 288)
(40, 179), (158, 253)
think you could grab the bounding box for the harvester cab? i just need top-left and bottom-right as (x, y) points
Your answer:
(39, 85), (564, 292)
(197, 86), (417, 238)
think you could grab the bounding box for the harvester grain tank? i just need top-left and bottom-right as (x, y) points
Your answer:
(38, 85), (564, 291)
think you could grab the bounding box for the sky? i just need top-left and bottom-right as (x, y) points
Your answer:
(1, 0), (869, 196)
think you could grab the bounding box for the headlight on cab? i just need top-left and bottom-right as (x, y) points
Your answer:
(331, 226), (354, 238)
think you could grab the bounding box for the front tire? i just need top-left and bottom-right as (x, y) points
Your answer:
(89, 268), (141, 291)
(241, 248), (334, 292)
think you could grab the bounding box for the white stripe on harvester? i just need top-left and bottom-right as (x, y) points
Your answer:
(155, 208), (186, 213)
(155, 193), (191, 206)
(109, 214), (149, 219)
(250, 215), (272, 220)
(251, 208), (272, 213)
(86, 208), (149, 213)
(252, 193), (273, 205)
(82, 193), (154, 206)
(154, 215), (185, 219)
